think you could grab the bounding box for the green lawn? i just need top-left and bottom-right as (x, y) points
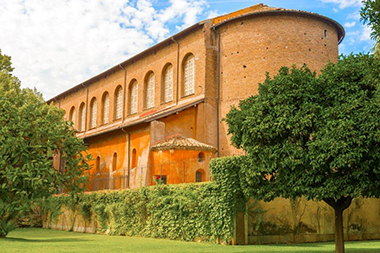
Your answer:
(0, 228), (379, 253)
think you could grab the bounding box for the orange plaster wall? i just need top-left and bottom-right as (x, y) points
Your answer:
(85, 130), (127, 191)
(129, 124), (151, 188)
(150, 150), (214, 185)
(160, 106), (197, 139)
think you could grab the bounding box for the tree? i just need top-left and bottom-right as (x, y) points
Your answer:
(225, 54), (380, 253)
(361, 0), (380, 55)
(0, 50), (91, 237)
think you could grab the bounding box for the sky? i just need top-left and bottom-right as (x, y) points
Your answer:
(0, 0), (375, 100)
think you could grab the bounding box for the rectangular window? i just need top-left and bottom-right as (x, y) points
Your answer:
(154, 175), (167, 184)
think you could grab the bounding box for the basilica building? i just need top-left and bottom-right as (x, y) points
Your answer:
(49, 4), (344, 190)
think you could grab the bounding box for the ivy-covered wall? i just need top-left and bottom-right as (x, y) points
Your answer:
(43, 156), (245, 244)
(43, 156), (380, 245)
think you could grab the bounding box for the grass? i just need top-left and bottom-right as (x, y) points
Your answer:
(0, 228), (380, 253)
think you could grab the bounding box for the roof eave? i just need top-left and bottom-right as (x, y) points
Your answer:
(212, 9), (345, 45)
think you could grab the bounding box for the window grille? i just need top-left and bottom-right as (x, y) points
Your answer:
(115, 87), (123, 119)
(183, 54), (194, 96)
(130, 82), (138, 114)
(164, 65), (173, 102)
(103, 93), (110, 124)
(90, 98), (97, 128)
(80, 104), (86, 132)
(146, 73), (155, 109)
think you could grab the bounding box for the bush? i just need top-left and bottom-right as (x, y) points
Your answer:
(45, 156), (247, 243)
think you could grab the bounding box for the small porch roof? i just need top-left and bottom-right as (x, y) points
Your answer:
(151, 135), (216, 152)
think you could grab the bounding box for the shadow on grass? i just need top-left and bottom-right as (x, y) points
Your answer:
(3, 237), (90, 243)
(256, 241), (380, 253)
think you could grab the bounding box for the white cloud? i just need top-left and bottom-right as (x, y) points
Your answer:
(344, 21), (356, 28)
(345, 25), (373, 44)
(360, 25), (372, 41)
(0, 0), (208, 99)
(319, 0), (361, 9)
(347, 11), (361, 20)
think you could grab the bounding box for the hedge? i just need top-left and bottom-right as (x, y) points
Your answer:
(44, 156), (246, 243)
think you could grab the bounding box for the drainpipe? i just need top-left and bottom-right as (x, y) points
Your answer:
(171, 37), (180, 105)
(81, 83), (89, 132)
(212, 27), (221, 157)
(121, 127), (130, 188)
(119, 64), (127, 122)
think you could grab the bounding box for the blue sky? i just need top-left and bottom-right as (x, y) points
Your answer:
(0, 0), (375, 99)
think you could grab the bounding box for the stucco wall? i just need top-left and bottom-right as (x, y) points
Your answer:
(246, 197), (380, 244)
(150, 149), (213, 185)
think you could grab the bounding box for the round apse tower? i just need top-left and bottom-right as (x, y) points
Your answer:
(214, 8), (345, 156)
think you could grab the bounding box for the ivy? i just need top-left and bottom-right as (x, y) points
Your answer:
(45, 156), (247, 243)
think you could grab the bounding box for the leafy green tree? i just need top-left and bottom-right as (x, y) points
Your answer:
(361, 0), (380, 55)
(225, 54), (380, 253)
(0, 50), (91, 237)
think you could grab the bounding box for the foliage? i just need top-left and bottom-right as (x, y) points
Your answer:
(361, 0), (380, 55)
(0, 50), (91, 237)
(226, 54), (380, 201)
(225, 54), (380, 252)
(46, 158), (247, 243)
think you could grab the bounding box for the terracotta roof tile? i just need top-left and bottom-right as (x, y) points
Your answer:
(151, 135), (216, 152)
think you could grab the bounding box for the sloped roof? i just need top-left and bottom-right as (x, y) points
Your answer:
(151, 135), (216, 152)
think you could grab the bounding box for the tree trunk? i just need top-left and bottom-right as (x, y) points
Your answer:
(334, 206), (345, 253)
(323, 196), (352, 253)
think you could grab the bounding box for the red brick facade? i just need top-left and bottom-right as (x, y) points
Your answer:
(49, 4), (344, 190)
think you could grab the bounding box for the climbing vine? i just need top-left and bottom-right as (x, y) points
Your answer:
(44, 156), (247, 243)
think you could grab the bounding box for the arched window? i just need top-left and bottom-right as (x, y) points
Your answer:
(132, 148), (137, 168)
(183, 54), (195, 96)
(145, 72), (155, 109)
(79, 102), (86, 132)
(112, 152), (117, 172)
(162, 64), (173, 103)
(69, 106), (76, 127)
(195, 169), (205, 183)
(96, 156), (100, 174)
(114, 86), (123, 120)
(129, 80), (138, 114)
(102, 92), (110, 125)
(198, 152), (205, 162)
(90, 97), (97, 129)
